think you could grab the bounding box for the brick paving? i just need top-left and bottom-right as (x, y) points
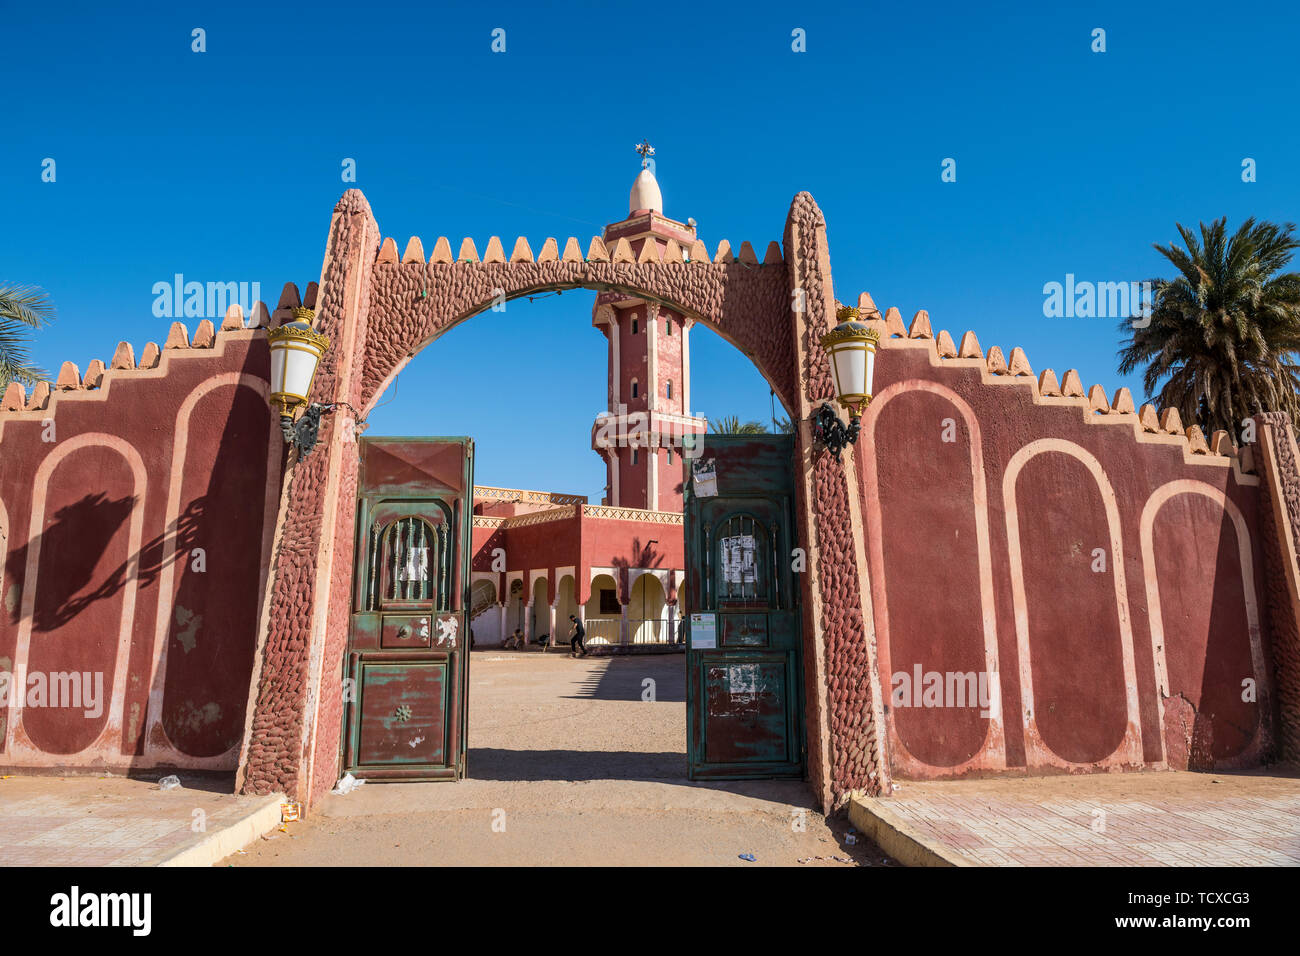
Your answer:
(0, 774), (279, 866)
(873, 772), (1300, 866)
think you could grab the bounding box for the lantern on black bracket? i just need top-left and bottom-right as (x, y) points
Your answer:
(812, 304), (879, 460)
(267, 306), (332, 457)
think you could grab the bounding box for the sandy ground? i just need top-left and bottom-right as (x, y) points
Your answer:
(227, 650), (891, 866)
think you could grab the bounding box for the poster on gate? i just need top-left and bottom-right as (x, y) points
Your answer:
(690, 612), (717, 649)
(692, 458), (718, 497)
(719, 534), (757, 586)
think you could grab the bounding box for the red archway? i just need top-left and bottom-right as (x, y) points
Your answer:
(236, 189), (884, 812)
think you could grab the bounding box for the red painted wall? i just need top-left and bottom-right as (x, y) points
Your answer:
(0, 325), (281, 771)
(858, 339), (1273, 779)
(468, 508), (683, 609)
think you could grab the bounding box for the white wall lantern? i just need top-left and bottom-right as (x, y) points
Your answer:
(267, 307), (332, 456)
(813, 305), (879, 459)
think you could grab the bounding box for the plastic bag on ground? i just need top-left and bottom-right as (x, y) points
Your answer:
(157, 774), (182, 791)
(332, 773), (366, 795)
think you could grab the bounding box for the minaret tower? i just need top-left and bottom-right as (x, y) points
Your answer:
(591, 143), (707, 512)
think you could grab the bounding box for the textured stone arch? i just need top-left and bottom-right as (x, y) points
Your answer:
(360, 259), (795, 416)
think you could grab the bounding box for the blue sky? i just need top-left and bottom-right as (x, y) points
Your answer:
(5, 1), (1299, 501)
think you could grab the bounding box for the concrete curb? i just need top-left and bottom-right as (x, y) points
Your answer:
(157, 793), (285, 867)
(848, 793), (976, 867)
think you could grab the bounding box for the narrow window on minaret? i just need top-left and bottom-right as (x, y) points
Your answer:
(666, 380), (673, 399)
(631, 379), (639, 399)
(632, 449), (639, 466)
(666, 319), (673, 336)
(632, 316), (639, 334)
(667, 448), (674, 465)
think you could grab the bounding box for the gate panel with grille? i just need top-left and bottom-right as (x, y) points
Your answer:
(342, 437), (473, 780)
(684, 435), (805, 779)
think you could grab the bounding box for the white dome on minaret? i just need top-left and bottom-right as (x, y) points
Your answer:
(629, 167), (663, 214)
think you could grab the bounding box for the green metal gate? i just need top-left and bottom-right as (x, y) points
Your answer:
(342, 437), (473, 780)
(684, 435), (805, 779)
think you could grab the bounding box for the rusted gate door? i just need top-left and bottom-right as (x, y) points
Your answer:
(342, 437), (473, 780)
(684, 435), (805, 779)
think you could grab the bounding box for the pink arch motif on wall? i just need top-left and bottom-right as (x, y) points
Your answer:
(0, 493), (8, 731)
(861, 379), (1006, 774)
(1002, 438), (1144, 769)
(0, 493), (8, 629)
(5, 433), (147, 764)
(144, 373), (278, 767)
(1139, 479), (1269, 768)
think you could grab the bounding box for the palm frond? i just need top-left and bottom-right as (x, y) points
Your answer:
(0, 284), (56, 329)
(0, 282), (56, 391)
(1119, 217), (1300, 435)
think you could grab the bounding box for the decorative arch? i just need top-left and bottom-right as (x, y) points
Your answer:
(469, 575), (499, 607)
(6, 433), (147, 763)
(0, 491), (8, 621)
(146, 372), (278, 766)
(1139, 479), (1268, 767)
(360, 260), (794, 418)
(1002, 438), (1144, 769)
(0, 492), (9, 733)
(629, 572), (667, 644)
(527, 573), (549, 640)
(554, 573), (577, 622)
(860, 379), (1005, 775)
(626, 566), (669, 594)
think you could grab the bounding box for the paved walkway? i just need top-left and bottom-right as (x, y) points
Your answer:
(855, 772), (1300, 866)
(0, 773), (281, 866)
(228, 651), (888, 866)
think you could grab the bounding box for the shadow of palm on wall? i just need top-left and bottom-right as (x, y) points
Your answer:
(4, 494), (205, 633)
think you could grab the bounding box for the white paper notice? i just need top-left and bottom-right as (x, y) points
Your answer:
(693, 459), (718, 497)
(690, 613), (717, 649)
(399, 547), (429, 582)
(728, 663), (761, 696)
(720, 534), (757, 585)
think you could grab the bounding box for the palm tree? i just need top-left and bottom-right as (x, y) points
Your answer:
(708, 415), (767, 435)
(0, 283), (56, 390)
(1117, 217), (1300, 437)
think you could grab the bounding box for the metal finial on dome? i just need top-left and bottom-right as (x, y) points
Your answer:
(628, 142), (663, 215)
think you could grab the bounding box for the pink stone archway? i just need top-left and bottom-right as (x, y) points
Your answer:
(236, 189), (886, 812)
(361, 257), (796, 418)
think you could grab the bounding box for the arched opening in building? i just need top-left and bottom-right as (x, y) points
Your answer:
(345, 162), (797, 790)
(352, 278), (791, 787)
(583, 573), (621, 646)
(629, 572), (668, 645)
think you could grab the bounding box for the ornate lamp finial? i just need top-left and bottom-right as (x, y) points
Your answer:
(635, 139), (655, 169)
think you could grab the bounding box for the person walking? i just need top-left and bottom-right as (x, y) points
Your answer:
(567, 614), (587, 657)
